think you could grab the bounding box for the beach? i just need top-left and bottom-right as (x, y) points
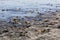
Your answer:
(0, 0), (60, 40)
(0, 11), (60, 40)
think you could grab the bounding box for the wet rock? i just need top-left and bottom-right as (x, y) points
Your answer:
(48, 21), (58, 26)
(56, 17), (59, 20)
(8, 16), (22, 27)
(19, 32), (26, 36)
(41, 23), (49, 27)
(44, 19), (49, 22)
(2, 29), (9, 33)
(11, 17), (20, 24)
(2, 9), (5, 11)
(19, 30), (27, 37)
(24, 21), (31, 28)
(48, 22), (55, 25)
(57, 25), (60, 28)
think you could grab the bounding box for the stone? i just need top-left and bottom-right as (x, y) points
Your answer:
(2, 29), (9, 33)
(44, 19), (49, 22)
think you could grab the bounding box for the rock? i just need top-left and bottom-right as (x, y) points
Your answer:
(37, 29), (50, 34)
(37, 29), (45, 33)
(48, 22), (55, 25)
(56, 17), (59, 20)
(2, 29), (9, 33)
(57, 25), (60, 28)
(22, 21), (31, 28)
(41, 23), (49, 27)
(19, 31), (27, 36)
(2, 9), (5, 11)
(44, 19), (49, 22)
(9, 16), (20, 24)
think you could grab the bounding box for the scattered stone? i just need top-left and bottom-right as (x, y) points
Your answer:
(44, 19), (49, 22)
(56, 17), (59, 20)
(41, 23), (49, 27)
(37, 29), (50, 33)
(37, 29), (45, 33)
(2, 9), (5, 11)
(2, 29), (9, 33)
(19, 31), (27, 36)
(48, 22), (55, 25)
(57, 25), (60, 28)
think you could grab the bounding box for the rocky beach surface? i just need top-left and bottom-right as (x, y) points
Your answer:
(0, 0), (60, 40)
(0, 11), (60, 40)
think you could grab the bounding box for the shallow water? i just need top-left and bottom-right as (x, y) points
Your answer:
(0, 0), (60, 20)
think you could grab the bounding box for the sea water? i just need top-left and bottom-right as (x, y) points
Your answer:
(0, 0), (60, 20)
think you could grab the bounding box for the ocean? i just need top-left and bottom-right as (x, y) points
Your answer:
(0, 0), (60, 20)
